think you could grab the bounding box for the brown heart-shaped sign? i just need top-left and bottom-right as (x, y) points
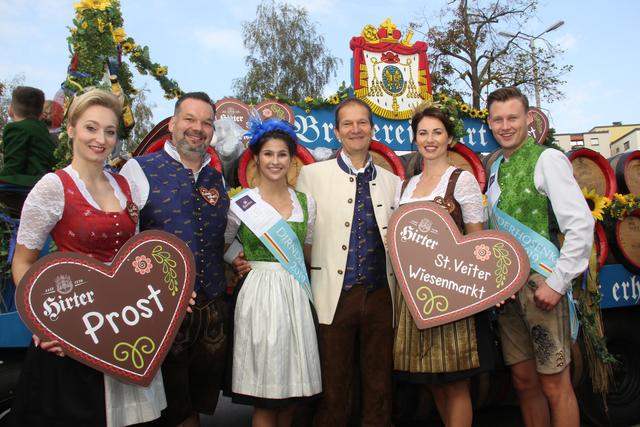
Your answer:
(389, 201), (530, 329)
(16, 230), (195, 386)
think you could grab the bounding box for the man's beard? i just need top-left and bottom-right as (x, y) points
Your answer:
(175, 131), (208, 159)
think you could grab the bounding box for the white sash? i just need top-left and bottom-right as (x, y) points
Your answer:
(230, 188), (313, 301)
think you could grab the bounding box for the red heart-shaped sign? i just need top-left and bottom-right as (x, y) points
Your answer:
(388, 202), (530, 329)
(16, 230), (195, 386)
(199, 186), (220, 207)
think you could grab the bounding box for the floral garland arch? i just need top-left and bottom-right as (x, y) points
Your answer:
(55, 0), (183, 165)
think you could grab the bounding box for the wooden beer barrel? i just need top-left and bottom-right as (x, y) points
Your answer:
(401, 144), (485, 191)
(135, 133), (223, 172)
(567, 148), (616, 198)
(336, 140), (406, 179)
(133, 117), (171, 156)
(594, 222), (608, 270)
(481, 148), (503, 183)
(369, 141), (406, 179)
(609, 151), (640, 195)
(238, 145), (316, 188)
(133, 117), (223, 172)
(447, 143), (486, 192)
(607, 209), (640, 274)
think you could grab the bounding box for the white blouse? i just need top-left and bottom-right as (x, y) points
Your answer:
(16, 165), (131, 250)
(400, 166), (486, 224)
(225, 187), (317, 245)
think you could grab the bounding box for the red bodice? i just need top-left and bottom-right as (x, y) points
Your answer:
(50, 170), (136, 263)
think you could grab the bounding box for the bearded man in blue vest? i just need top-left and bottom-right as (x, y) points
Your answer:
(485, 87), (594, 427)
(121, 92), (229, 427)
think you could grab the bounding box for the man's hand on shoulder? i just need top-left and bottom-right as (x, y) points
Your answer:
(533, 279), (562, 311)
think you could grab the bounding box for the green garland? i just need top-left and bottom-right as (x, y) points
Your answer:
(264, 81), (350, 112)
(263, 85), (486, 128)
(67, 0), (181, 99)
(56, 0), (182, 166)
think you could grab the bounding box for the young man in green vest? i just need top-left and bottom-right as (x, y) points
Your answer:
(485, 87), (594, 427)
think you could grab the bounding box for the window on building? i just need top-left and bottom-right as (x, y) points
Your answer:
(590, 137), (599, 146)
(616, 147), (621, 154)
(570, 140), (584, 147)
(624, 141), (630, 150)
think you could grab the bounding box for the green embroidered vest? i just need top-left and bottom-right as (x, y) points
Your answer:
(237, 191), (308, 262)
(497, 137), (550, 239)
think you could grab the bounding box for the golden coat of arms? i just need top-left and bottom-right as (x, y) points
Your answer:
(350, 18), (432, 119)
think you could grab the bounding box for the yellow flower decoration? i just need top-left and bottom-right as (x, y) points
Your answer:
(601, 196), (612, 209)
(460, 104), (470, 113)
(112, 27), (127, 44)
(97, 18), (105, 33)
(74, 0), (111, 12)
(122, 42), (135, 53)
(228, 186), (244, 198)
(614, 193), (627, 204)
(582, 188), (606, 221)
(438, 93), (449, 102)
(81, 21), (88, 30)
(304, 96), (314, 103)
(155, 66), (168, 77)
(329, 95), (340, 105)
(92, 0), (111, 9)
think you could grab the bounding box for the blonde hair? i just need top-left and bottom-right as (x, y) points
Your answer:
(66, 89), (122, 127)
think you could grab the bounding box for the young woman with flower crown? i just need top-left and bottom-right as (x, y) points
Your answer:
(224, 119), (321, 427)
(393, 104), (495, 427)
(9, 90), (168, 426)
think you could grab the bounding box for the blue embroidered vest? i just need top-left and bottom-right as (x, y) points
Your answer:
(337, 156), (387, 292)
(137, 150), (229, 299)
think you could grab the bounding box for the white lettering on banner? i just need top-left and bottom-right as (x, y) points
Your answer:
(321, 122), (334, 144)
(463, 124), (489, 147)
(382, 125), (393, 144)
(395, 124), (406, 145)
(219, 113), (244, 124)
(612, 276), (640, 303)
(467, 128), (476, 146)
(82, 285), (164, 345)
(293, 112), (498, 151)
(295, 116), (321, 143)
(478, 125), (488, 146)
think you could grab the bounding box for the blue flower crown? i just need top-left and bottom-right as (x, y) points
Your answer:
(246, 114), (298, 147)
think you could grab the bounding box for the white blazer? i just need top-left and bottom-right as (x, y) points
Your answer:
(296, 158), (401, 325)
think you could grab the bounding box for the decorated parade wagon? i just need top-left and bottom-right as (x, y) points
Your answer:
(1, 4), (639, 425)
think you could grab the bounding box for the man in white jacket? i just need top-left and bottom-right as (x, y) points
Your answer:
(296, 97), (401, 426)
